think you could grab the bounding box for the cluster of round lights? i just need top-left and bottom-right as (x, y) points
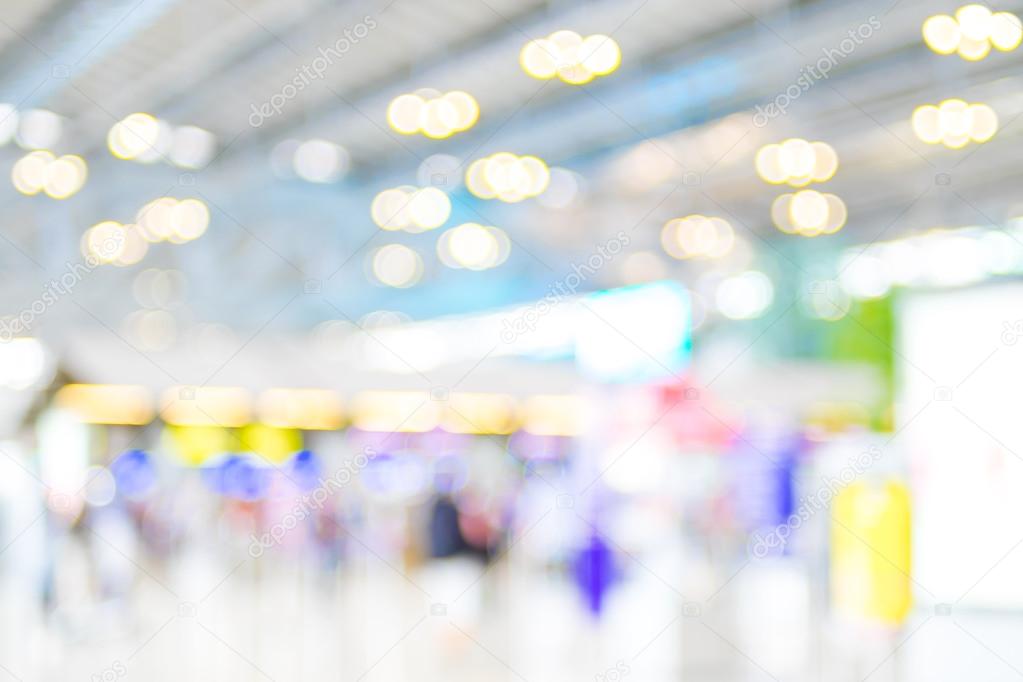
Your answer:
(755, 139), (838, 186)
(923, 6), (1022, 60)
(771, 190), (848, 237)
(911, 100), (998, 148)
(11, 151), (87, 199)
(371, 186), (451, 232)
(520, 31), (621, 84)
(81, 199), (210, 267)
(437, 223), (510, 270)
(660, 215), (735, 260)
(371, 244), (423, 288)
(108, 112), (216, 168)
(387, 90), (479, 139)
(81, 221), (148, 266)
(466, 152), (549, 202)
(135, 197), (211, 243)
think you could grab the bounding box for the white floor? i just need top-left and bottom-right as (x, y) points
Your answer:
(1, 539), (1022, 682)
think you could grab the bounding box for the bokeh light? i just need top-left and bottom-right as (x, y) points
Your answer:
(660, 215), (735, 260)
(371, 186), (451, 231)
(437, 223), (510, 270)
(465, 152), (549, 202)
(771, 190), (848, 236)
(923, 7), (1021, 58)
(136, 197), (210, 245)
(387, 90), (480, 138)
(520, 31), (621, 84)
(371, 244), (424, 287)
(911, 100), (998, 148)
(755, 139), (839, 186)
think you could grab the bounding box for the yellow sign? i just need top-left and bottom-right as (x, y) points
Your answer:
(831, 480), (912, 624)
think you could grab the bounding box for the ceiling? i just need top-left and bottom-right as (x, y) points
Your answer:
(0, 0), (1020, 355)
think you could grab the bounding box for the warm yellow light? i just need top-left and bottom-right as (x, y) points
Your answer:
(169, 198), (210, 240)
(56, 384), (154, 425)
(136, 197), (177, 242)
(580, 35), (622, 76)
(754, 144), (786, 184)
(12, 151), (87, 199)
(133, 197), (209, 244)
(790, 190), (829, 233)
(522, 395), (581, 436)
(660, 215), (734, 259)
(991, 11), (1023, 50)
(772, 191), (848, 237)
(439, 223), (502, 270)
(914, 99), (997, 148)
(755, 139), (838, 186)
(11, 150), (53, 195)
(922, 7), (1020, 59)
(923, 14), (962, 54)
(258, 388), (344, 430)
(957, 35), (991, 60)
(520, 39), (558, 79)
(387, 94), (425, 135)
(771, 194), (797, 234)
(465, 158), (496, 199)
(113, 226), (149, 266)
(42, 155), (87, 199)
(810, 142), (839, 182)
(387, 90), (479, 138)
(420, 99), (453, 139)
(160, 386), (252, 427)
(559, 63), (595, 86)
(823, 194), (848, 234)
(82, 221), (127, 263)
(442, 91), (479, 130)
(371, 187), (413, 230)
(968, 103), (999, 142)
(441, 393), (519, 434)
(108, 112), (161, 160)
(956, 4), (993, 42)
(465, 153), (549, 202)
(350, 390), (441, 432)
(911, 105), (942, 144)
(520, 30), (620, 83)
(941, 98), (970, 134)
(779, 138), (815, 178)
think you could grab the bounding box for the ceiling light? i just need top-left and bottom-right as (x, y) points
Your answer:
(465, 152), (549, 202)
(923, 7), (1021, 58)
(387, 90), (479, 138)
(520, 31), (620, 84)
(755, 139), (838, 186)
(912, 99), (998, 148)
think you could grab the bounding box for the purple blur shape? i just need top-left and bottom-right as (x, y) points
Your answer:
(110, 449), (157, 500)
(287, 450), (322, 492)
(572, 532), (616, 616)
